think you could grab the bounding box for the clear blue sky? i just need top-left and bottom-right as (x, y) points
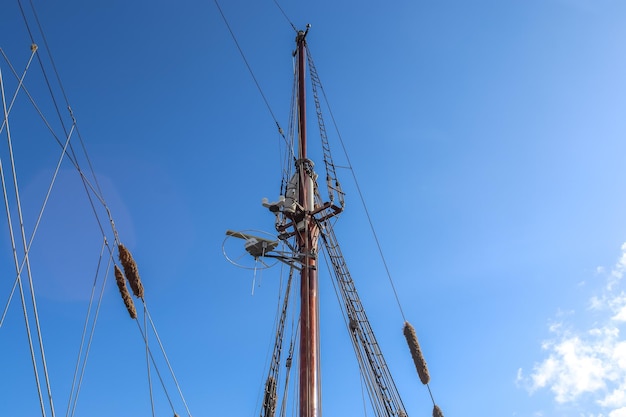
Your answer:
(2, 1), (626, 416)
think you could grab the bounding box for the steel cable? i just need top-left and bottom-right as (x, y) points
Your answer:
(0, 66), (48, 417)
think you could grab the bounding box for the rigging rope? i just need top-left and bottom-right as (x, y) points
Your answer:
(145, 303), (157, 417)
(25, 0), (104, 204)
(135, 317), (178, 416)
(26, 0), (108, 201)
(6, 3), (195, 417)
(9, 5), (189, 416)
(307, 45), (445, 416)
(306, 45), (407, 322)
(0, 47), (37, 326)
(0, 48), (114, 217)
(1, 120), (75, 322)
(306, 51), (344, 207)
(261, 266), (294, 417)
(67, 240), (112, 417)
(0, 46), (37, 135)
(0, 49), (108, 213)
(145, 305), (193, 417)
(18, 0), (122, 258)
(0, 64), (54, 417)
(0, 68), (48, 417)
(213, 0), (287, 143)
(271, 0), (298, 33)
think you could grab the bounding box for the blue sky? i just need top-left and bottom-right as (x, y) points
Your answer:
(2, 1), (626, 416)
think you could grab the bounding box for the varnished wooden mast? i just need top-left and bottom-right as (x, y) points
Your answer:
(295, 26), (321, 417)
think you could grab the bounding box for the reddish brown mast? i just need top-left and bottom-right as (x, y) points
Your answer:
(295, 26), (321, 417)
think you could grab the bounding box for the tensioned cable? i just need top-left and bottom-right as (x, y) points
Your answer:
(320, 239), (383, 417)
(1, 122), (75, 326)
(0, 48), (38, 326)
(144, 304), (193, 417)
(18, 0), (70, 149)
(66, 238), (109, 417)
(144, 303), (157, 417)
(277, 276), (296, 417)
(0, 68), (48, 417)
(4, 62), (57, 417)
(0, 61), (118, 301)
(0, 63), (77, 325)
(134, 318), (178, 415)
(0, 49), (111, 212)
(212, 0), (287, 144)
(12, 4), (192, 417)
(272, 0), (298, 33)
(69, 252), (112, 417)
(10, 5), (143, 417)
(307, 47), (407, 322)
(26, 0), (110, 209)
(0, 76), (117, 413)
(18, 0), (120, 255)
(308, 47), (443, 411)
(0, 49), (114, 248)
(0, 47), (37, 136)
(0, 51), (102, 202)
(68, 257), (111, 417)
(359, 372), (369, 417)
(253, 261), (288, 417)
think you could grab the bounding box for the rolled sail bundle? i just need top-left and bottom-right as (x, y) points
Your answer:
(262, 376), (277, 417)
(403, 321), (430, 385)
(114, 265), (137, 319)
(118, 243), (144, 298)
(433, 404), (444, 417)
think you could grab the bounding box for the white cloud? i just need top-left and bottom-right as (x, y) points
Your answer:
(530, 333), (611, 403)
(523, 243), (626, 414)
(611, 296), (626, 322)
(610, 408), (626, 417)
(607, 243), (626, 291)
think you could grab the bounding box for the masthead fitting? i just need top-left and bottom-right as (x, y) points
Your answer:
(296, 24), (311, 43)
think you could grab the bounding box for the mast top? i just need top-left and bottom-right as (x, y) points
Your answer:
(296, 24), (311, 45)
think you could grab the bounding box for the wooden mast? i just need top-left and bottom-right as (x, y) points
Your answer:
(295, 26), (321, 417)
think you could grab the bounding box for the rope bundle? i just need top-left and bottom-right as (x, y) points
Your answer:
(403, 321), (446, 416)
(403, 321), (430, 385)
(118, 244), (144, 298)
(113, 244), (145, 319)
(262, 376), (277, 417)
(114, 265), (137, 319)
